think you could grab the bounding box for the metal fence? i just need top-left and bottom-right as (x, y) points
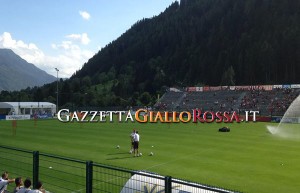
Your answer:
(0, 145), (237, 193)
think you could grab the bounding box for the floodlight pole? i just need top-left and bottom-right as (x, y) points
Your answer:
(55, 68), (59, 114)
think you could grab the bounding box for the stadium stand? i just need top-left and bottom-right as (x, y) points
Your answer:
(155, 88), (300, 116)
(155, 91), (185, 110)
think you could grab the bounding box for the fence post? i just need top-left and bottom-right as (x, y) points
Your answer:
(165, 176), (172, 193)
(86, 161), (93, 193)
(33, 151), (39, 189)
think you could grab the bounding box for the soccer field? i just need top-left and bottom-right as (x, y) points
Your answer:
(0, 119), (300, 192)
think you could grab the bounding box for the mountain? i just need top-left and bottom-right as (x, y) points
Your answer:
(0, 49), (56, 91)
(1, 0), (299, 107)
(74, 0), (299, 93)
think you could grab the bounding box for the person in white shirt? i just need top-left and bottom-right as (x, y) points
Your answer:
(129, 129), (136, 154)
(0, 171), (15, 193)
(27, 181), (45, 193)
(13, 177), (23, 193)
(16, 178), (31, 193)
(133, 131), (140, 157)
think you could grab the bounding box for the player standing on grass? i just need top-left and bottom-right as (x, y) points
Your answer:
(129, 129), (136, 154)
(133, 131), (140, 157)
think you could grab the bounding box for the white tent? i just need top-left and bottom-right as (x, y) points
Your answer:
(0, 102), (56, 115)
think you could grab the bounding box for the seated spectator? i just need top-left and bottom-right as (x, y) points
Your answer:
(16, 178), (31, 193)
(28, 181), (45, 193)
(13, 177), (23, 193)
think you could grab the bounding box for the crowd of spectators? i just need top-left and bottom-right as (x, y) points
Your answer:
(171, 90), (241, 112)
(0, 171), (46, 193)
(239, 88), (299, 115)
(239, 89), (269, 114)
(268, 89), (299, 115)
(155, 88), (299, 116)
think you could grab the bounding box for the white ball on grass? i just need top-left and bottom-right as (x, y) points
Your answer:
(116, 145), (120, 149)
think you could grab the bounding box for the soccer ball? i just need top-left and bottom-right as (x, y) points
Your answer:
(149, 152), (154, 156)
(116, 145), (120, 149)
(139, 153), (142, 156)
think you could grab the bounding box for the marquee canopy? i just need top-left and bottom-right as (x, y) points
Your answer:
(0, 102), (56, 115)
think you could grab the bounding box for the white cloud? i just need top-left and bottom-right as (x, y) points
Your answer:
(79, 11), (90, 20)
(0, 32), (95, 78)
(0, 32), (45, 65)
(66, 33), (90, 45)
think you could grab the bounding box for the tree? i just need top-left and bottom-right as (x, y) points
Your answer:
(82, 76), (92, 88)
(139, 92), (152, 105)
(221, 66), (235, 86)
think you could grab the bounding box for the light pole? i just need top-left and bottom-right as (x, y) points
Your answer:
(55, 68), (59, 114)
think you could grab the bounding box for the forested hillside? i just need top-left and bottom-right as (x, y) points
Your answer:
(1, 0), (299, 107)
(75, 0), (299, 91)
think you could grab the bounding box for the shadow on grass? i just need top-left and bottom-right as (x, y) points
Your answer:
(107, 152), (131, 155)
(106, 156), (137, 160)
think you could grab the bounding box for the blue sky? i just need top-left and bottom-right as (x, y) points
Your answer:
(0, 0), (176, 77)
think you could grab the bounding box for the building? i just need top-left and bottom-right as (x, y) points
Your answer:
(0, 102), (56, 119)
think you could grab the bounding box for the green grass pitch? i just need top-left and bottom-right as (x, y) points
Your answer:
(0, 119), (300, 193)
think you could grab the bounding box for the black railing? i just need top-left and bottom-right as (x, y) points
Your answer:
(0, 145), (238, 193)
